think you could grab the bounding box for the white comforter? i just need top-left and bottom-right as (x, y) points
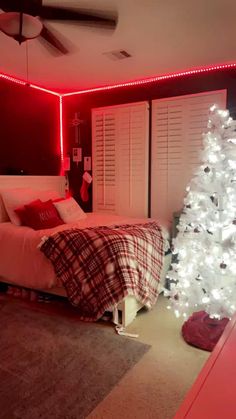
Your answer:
(0, 212), (169, 290)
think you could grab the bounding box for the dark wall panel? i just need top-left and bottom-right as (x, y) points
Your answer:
(0, 79), (60, 175)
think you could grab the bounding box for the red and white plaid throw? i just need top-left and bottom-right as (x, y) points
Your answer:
(40, 221), (164, 321)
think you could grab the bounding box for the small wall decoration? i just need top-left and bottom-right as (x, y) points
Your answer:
(69, 112), (85, 167)
(71, 112), (84, 146)
(72, 147), (82, 166)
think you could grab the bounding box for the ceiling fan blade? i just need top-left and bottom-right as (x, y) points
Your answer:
(40, 24), (68, 55)
(39, 6), (117, 28)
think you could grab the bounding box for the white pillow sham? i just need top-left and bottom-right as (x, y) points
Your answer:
(0, 195), (10, 223)
(1, 188), (62, 225)
(53, 197), (87, 223)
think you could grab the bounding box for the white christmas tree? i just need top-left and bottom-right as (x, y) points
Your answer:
(165, 105), (236, 321)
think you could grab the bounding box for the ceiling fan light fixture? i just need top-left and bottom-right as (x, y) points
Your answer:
(0, 12), (43, 42)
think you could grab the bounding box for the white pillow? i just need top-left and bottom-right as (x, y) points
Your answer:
(0, 188), (62, 225)
(0, 195), (10, 223)
(1, 188), (40, 225)
(53, 197), (87, 223)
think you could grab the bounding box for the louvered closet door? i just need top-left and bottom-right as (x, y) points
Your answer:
(116, 102), (149, 217)
(92, 110), (116, 213)
(92, 102), (149, 216)
(151, 90), (227, 227)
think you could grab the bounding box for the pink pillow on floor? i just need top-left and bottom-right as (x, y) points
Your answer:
(23, 199), (64, 230)
(182, 311), (229, 351)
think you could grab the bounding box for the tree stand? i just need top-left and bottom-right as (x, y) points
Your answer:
(182, 311), (229, 351)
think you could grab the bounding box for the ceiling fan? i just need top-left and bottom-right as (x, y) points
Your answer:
(0, 0), (118, 54)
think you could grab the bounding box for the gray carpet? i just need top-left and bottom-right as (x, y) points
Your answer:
(0, 300), (150, 419)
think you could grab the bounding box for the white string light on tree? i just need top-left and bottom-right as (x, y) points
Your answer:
(165, 105), (236, 341)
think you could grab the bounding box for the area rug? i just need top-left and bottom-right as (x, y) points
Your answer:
(0, 301), (150, 419)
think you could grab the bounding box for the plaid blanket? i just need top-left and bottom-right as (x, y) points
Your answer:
(40, 221), (164, 321)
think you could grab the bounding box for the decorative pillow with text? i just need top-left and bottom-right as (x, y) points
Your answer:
(23, 199), (64, 230)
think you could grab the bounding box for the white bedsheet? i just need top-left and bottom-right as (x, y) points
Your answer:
(0, 212), (169, 290)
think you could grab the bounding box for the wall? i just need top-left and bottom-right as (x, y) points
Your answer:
(3, 70), (235, 210)
(63, 68), (236, 211)
(0, 78), (60, 176)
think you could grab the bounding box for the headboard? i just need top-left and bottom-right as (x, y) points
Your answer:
(0, 175), (66, 195)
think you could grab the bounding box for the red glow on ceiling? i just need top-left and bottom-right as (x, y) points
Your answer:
(1, 63), (236, 97)
(62, 63), (236, 96)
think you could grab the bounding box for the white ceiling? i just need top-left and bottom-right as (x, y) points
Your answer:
(1, 0), (236, 93)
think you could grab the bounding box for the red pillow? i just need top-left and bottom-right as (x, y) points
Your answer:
(14, 199), (42, 226)
(23, 199), (64, 230)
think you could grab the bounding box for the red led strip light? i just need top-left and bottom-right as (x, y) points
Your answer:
(0, 73), (26, 86)
(0, 72), (60, 96)
(30, 84), (60, 97)
(59, 96), (64, 174)
(62, 63), (236, 97)
(2, 62), (236, 173)
(2, 63), (236, 97)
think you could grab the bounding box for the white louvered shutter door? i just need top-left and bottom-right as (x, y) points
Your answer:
(116, 102), (149, 217)
(92, 109), (116, 213)
(92, 102), (149, 216)
(151, 90), (227, 227)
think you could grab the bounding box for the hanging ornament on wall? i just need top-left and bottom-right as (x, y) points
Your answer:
(71, 112), (84, 146)
(69, 112), (85, 166)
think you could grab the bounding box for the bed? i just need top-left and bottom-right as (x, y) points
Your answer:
(0, 175), (171, 328)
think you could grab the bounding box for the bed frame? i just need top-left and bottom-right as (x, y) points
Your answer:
(0, 175), (171, 328)
(112, 252), (171, 327)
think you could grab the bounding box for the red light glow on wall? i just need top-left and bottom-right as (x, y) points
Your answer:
(59, 96), (64, 175)
(0, 72), (64, 174)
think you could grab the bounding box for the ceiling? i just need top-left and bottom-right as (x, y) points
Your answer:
(1, 0), (236, 94)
